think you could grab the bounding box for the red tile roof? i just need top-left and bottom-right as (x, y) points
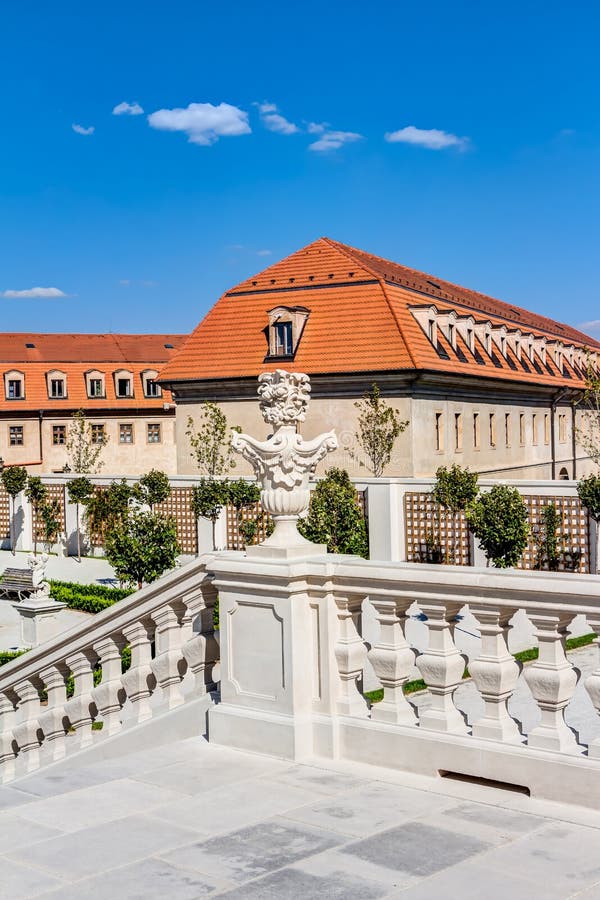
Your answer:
(158, 239), (599, 388)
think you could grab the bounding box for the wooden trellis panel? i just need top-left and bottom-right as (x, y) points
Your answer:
(519, 495), (590, 573)
(154, 487), (198, 554)
(0, 486), (10, 541)
(226, 502), (272, 550)
(32, 484), (65, 544)
(404, 492), (471, 566)
(87, 485), (107, 548)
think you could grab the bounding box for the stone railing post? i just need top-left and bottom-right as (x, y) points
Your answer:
(583, 615), (600, 759)
(13, 677), (43, 773)
(121, 619), (156, 724)
(39, 663), (69, 762)
(368, 596), (416, 724)
(415, 600), (469, 734)
(524, 612), (581, 754)
(92, 636), (126, 736)
(150, 602), (188, 710)
(468, 605), (523, 743)
(64, 649), (98, 751)
(0, 691), (18, 783)
(182, 583), (219, 694)
(334, 595), (369, 717)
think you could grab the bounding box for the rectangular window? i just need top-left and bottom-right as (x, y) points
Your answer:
(532, 413), (538, 445)
(428, 320), (434, 342)
(89, 378), (104, 398)
(144, 379), (161, 398)
(559, 414), (567, 442)
(473, 412), (480, 449)
(505, 413), (511, 447)
(489, 413), (496, 448)
(50, 379), (65, 399)
(119, 423), (133, 444)
(435, 412), (444, 451)
(52, 425), (66, 445)
(454, 413), (463, 451)
(9, 425), (23, 446)
(448, 323), (455, 347)
(544, 414), (550, 445)
(7, 379), (22, 399)
(274, 322), (293, 356)
(147, 423), (161, 443)
(117, 378), (132, 398)
(519, 414), (526, 445)
(91, 424), (105, 444)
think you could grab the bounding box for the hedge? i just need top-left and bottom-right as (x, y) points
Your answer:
(48, 580), (134, 614)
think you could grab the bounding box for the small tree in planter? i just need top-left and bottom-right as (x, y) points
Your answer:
(466, 485), (529, 568)
(191, 478), (230, 551)
(67, 477), (94, 562)
(25, 476), (48, 557)
(299, 467), (369, 557)
(40, 499), (62, 554)
(577, 474), (600, 573)
(432, 465), (479, 563)
(1, 466), (27, 555)
(84, 479), (136, 551)
(105, 509), (179, 590)
(138, 469), (171, 510)
(227, 478), (261, 549)
(352, 384), (409, 476)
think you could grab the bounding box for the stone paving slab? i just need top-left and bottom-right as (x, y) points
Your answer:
(1, 736), (600, 899)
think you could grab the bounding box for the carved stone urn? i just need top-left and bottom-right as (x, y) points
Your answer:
(231, 370), (338, 558)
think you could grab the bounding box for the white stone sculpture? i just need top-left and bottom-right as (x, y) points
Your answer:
(231, 370), (338, 557)
(27, 552), (51, 599)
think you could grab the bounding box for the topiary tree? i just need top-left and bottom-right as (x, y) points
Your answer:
(577, 474), (600, 573)
(138, 469), (171, 510)
(191, 478), (230, 551)
(299, 467), (368, 557)
(66, 409), (108, 473)
(105, 509), (179, 590)
(227, 478), (261, 549)
(25, 475), (48, 556)
(534, 502), (561, 571)
(84, 479), (135, 551)
(67, 477), (94, 562)
(1, 466), (27, 555)
(432, 465), (479, 563)
(466, 485), (529, 568)
(352, 384), (409, 477)
(40, 499), (62, 554)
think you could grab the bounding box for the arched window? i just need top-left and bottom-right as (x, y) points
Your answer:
(559, 467), (569, 480)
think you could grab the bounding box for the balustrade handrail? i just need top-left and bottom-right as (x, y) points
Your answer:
(0, 553), (216, 691)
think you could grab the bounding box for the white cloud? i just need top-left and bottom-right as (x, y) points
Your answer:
(113, 101), (144, 116)
(256, 249), (272, 256)
(147, 101), (251, 145)
(118, 279), (131, 285)
(579, 320), (600, 334)
(385, 125), (468, 150)
(308, 129), (363, 152)
(307, 122), (327, 134)
(258, 102), (299, 135)
(2, 287), (67, 299)
(72, 123), (95, 135)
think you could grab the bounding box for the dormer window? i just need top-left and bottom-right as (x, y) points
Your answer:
(114, 370), (134, 398)
(427, 320), (435, 342)
(5, 371), (24, 400)
(46, 370), (67, 400)
(86, 370), (105, 399)
(142, 370), (162, 398)
(267, 306), (310, 359)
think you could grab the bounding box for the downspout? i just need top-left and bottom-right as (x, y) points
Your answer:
(38, 410), (44, 467)
(571, 400), (577, 480)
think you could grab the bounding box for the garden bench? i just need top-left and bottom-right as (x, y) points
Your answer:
(0, 567), (35, 601)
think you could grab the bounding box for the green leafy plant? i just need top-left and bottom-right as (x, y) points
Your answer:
(576, 356), (600, 469)
(1, 465), (27, 555)
(25, 475), (48, 556)
(66, 409), (107, 473)
(48, 579), (133, 612)
(105, 509), (179, 589)
(466, 485), (529, 568)
(67, 476), (94, 561)
(351, 384), (408, 477)
(40, 499), (62, 553)
(534, 503), (561, 571)
(186, 402), (238, 476)
(191, 478), (230, 551)
(84, 479), (135, 549)
(578, 473), (600, 573)
(299, 467), (368, 557)
(138, 469), (171, 509)
(432, 465), (479, 564)
(227, 478), (261, 549)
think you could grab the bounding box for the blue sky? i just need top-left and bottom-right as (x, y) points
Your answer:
(1, 0), (599, 337)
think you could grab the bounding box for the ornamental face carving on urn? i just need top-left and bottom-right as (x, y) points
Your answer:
(231, 370), (338, 557)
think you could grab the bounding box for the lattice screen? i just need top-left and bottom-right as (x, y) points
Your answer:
(0, 487), (10, 541)
(519, 495), (590, 573)
(404, 492), (471, 565)
(32, 484), (66, 544)
(155, 487), (198, 554)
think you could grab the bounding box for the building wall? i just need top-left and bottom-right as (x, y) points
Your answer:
(176, 395), (594, 480)
(0, 413), (177, 475)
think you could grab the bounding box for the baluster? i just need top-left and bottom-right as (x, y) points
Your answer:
(39, 663), (69, 762)
(13, 678), (43, 773)
(121, 619), (156, 724)
(334, 595), (369, 717)
(182, 584), (219, 694)
(0, 691), (18, 783)
(524, 612), (582, 754)
(151, 602), (187, 710)
(64, 650), (98, 751)
(468, 605), (523, 744)
(368, 596), (417, 725)
(415, 600), (469, 734)
(583, 616), (600, 759)
(92, 636), (126, 736)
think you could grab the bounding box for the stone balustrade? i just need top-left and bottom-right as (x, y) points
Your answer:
(0, 556), (218, 783)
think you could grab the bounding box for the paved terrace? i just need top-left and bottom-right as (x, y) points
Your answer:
(1, 736), (600, 900)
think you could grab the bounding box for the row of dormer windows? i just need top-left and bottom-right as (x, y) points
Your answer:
(411, 305), (599, 376)
(434, 410), (570, 452)
(2, 370), (162, 402)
